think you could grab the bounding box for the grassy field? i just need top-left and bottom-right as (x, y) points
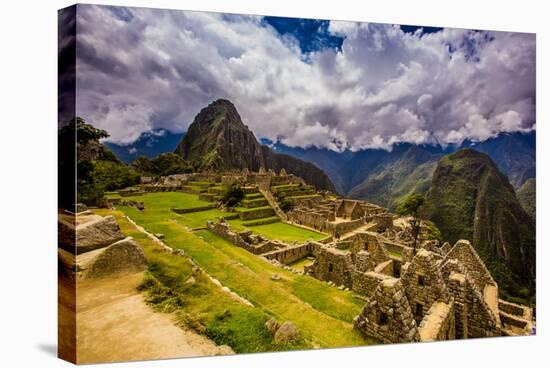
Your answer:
(228, 220), (326, 243)
(288, 257), (314, 271)
(94, 208), (307, 353)
(122, 192), (327, 241)
(387, 249), (403, 260)
(139, 192), (213, 209)
(174, 209), (235, 230)
(109, 192), (377, 349)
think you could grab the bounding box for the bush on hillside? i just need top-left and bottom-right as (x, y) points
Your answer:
(221, 183), (244, 207)
(132, 153), (193, 176)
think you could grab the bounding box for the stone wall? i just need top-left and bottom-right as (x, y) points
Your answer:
(418, 300), (456, 342)
(354, 279), (419, 343)
(444, 240), (496, 292)
(374, 260), (394, 276)
(286, 195), (323, 207)
(446, 268), (469, 338)
(352, 271), (394, 297)
(263, 241), (320, 265)
(206, 220), (283, 255)
(498, 299), (533, 321)
(305, 246), (355, 288)
(325, 218), (364, 237)
(171, 205), (215, 214)
(287, 208), (329, 231)
(153, 185), (185, 192)
(336, 200), (364, 220)
(354, 250), (371, 273)
(381, 239), (414, 263)
(400, 250), (451, 324)
(439, 257), (501, 338)
(373, 214), (394, 232)
(346, 232), (389, 266)
(238, 207), (275, 220)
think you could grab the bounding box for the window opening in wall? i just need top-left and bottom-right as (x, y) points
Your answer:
(418, 274), (425, 286)
(415, 303), (424, 321)
(377, 311), (388, 326)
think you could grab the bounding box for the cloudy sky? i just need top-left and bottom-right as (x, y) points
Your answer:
(74, 4), (536, 151)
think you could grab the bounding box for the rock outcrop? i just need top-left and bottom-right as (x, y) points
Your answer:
(75, 215), (126, 254)
(79, 237), (147, 279)
(174, 99), (335, 192)
(58, 211), (147, 279)
(273, 321), (299, 342)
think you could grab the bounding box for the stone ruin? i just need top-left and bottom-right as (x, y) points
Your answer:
(109, 169), (534, 344)
(287, 197), (391, 237)
(207, 219), (286, 255)
(246, 218), (533, 343)
(350, 238), (532, 342)
(58, 207), (147, 280)
(354, 278), (419, 343)
(108, 169), (307, 203)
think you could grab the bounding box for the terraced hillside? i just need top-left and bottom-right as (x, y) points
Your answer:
(105, 191), (376, 351)
(272, 183), (322, 207)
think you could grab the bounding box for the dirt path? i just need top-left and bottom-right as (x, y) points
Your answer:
(76, 272), (231, 364)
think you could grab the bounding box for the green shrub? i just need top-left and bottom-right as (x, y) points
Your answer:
(132, 153), (193, 176)
(279, 198), (293, 212)
(221, 183), (244, 207)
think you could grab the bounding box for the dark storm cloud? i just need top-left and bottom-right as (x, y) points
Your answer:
(74, 5), (535, 150)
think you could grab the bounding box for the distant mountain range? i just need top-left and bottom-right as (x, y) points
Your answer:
(264, 130), (535, 209)
(103, 100), (535, 301)
(105, 130), (184, 163)
(106, 108), (535, 211)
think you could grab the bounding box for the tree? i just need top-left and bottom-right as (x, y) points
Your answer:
(151, 153), (192, 176)
(397, 193), (426, 254)
(64, 117), (140, 206)
(221, 183), (244, 207)
(131, 153), (192, 176)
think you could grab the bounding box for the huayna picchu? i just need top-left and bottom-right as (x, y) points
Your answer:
(175, 99), (336, 192)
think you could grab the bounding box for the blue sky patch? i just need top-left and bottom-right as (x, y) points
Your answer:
(400, 24), (443, 35)
(263, 16), (344, 53)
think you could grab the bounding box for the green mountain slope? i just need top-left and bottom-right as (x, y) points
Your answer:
(517, 178), (536, 222)
(175, 99), (335, 191)
(348, 147), (440, 210)
(424, 149), (535, 300)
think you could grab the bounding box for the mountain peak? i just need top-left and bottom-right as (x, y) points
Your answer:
(446, 148), (494, 164)
(426, 149), (535, 296)
(174, 100), (336, 191)
(209, 98), (235, 107)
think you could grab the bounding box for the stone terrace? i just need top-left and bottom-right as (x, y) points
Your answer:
(112, 169), (535, 343)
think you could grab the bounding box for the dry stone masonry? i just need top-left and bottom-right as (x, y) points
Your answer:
(108, 169), (534, 343)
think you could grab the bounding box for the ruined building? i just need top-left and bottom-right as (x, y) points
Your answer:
(115, 170), (534, 343)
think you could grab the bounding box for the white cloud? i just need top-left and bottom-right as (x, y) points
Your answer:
(74, 5), (536, 151)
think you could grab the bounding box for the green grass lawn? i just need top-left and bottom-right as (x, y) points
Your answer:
(119, 192), (326, 240)
(109, 192), (377, 349)
(234, 205), (272, 213)
(173, 209), (235, 229)
(288, 257), (314, 271)
(228, 220), (326, 243)
(387, 249), (403, 260)
(104, 192), (122, 200)
(123, 191), (212, 210)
